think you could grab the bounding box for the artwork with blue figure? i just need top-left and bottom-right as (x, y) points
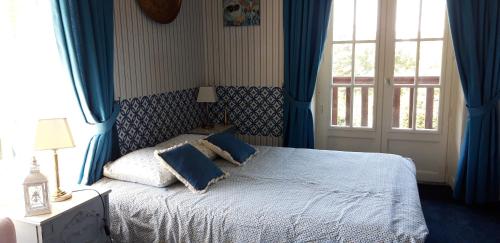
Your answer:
(223, 0), (260, 26)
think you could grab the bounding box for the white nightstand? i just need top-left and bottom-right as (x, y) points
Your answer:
(0, 188), (111, 243)
(189, 124), (236, 135)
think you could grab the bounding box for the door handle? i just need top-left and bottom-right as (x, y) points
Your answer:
(385, 78), (393, 86)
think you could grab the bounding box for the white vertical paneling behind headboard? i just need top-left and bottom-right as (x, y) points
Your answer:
(113, 0), (204, 99)
(201, 0), (284, 87)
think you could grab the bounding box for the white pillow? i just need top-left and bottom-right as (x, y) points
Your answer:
(155, 134), (217, 160)
(103, 147), (177, 187)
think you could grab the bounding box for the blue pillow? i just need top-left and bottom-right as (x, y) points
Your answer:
(155, 143), (227, 193)
(200, 133), (257, 165)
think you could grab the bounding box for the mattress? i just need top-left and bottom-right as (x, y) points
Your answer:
(94, 146), (428, 243)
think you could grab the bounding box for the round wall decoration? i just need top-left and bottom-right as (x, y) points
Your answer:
(137, 0), (182, 24)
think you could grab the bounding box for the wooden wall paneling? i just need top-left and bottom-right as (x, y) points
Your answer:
(123, 0), (132, 98)
(136, 0), (144, 97)
(165, 13), (173, 92)
(200, 0), (284, 87)
(114, 0), (204, 99)
(242, 28), (248, 87)
(266, 0), (273, 87)
(114, 0), (122, 98)
(248, 25), (255, 86)
(215, 0), (223, 86)
(260, 1), (267, 87)
(274, 0), (280, 87)
(202, 0), (208, 86)
(255, 19), (261, 87)
(146, 16), (152, 93)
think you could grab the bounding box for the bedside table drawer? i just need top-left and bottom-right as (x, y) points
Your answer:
(41, 194), (109, 243)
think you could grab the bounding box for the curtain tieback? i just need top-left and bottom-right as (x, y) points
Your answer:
(285, 92), (311, 109)
(89, 102), (121, 134)
(467, 92), (500, 117)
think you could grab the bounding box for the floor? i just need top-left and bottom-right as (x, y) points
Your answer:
(418, 184), (500, 243)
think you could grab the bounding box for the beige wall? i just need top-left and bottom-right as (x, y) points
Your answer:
(113, 0), (204, 99)
(445, 67), (465, 188)
(201, 0), (284, 87)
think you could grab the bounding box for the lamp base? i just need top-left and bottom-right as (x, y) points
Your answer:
(52, 189), (72, 202)
(50, 150), (72, 202)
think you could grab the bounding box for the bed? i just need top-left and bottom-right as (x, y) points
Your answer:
(94, 145), (428, 243)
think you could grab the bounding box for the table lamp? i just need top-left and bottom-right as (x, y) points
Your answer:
(197, 86), (217, 128)
(34, 118), (75, 202)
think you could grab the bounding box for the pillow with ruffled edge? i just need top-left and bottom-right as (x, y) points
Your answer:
(155, 142), (228, 193)
(199, 133), (258, 166)
(104, 147), (177, 187)
(155, 134), (217, 160)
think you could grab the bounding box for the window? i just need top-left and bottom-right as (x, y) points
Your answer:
(0, 0), (85, 191)
(392, 0), (446, 130)
(317, 0), (451, 179)
(331, 0), (378, 128)
(329, 0), (447, 131)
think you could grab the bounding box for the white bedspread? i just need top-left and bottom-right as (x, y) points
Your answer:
(94, 146), (428, 243)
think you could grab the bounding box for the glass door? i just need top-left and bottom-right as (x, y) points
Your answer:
(316, 0), (454, 182)
(315, 0), (383, 153)
(389, 0), (446, 131)
(331, 0), (378, 129)
(380, 0), (451, 182)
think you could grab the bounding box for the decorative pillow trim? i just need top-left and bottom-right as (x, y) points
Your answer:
(155, 134), (217, 160)
(154, 143), (228, 194)
(103, 146), (177, 187)
(188, 140), (218, 160)
(199, 139), (258, 166)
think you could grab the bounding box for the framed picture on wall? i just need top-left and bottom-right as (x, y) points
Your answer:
(223, 0), (260, 26)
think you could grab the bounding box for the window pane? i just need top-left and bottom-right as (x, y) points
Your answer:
(332, 0), (354, 41)
(354, 43), (375, 84)
(355, 0), (378, 41)
(0, 0), (84, 187)
(332, 87), (351, 126)
(392, 87), (414, 129)
(418, 41), (443, 82)
(332, 44), (352, 84)
(353, 87), (374, 128)
(395, 0), (420, 39)
(420, 0), (446, 38)
(416, 87), (439, 130)
(394, 41), (417, 81)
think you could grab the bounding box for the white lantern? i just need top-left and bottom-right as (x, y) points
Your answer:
(23, 157), (51, 217)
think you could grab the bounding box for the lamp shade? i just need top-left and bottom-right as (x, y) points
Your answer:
(197, 86), (217, 103)
(34, 118), (75, 151)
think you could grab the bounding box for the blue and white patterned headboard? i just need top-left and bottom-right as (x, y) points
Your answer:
(115, 86), (284, 156)
(115, 88), (203, 155)
(210, 86), (283, 137)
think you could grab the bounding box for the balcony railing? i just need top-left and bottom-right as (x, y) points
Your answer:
(331, 76), (439, 129)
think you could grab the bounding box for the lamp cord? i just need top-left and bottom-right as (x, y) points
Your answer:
(72, 189), (112, 242)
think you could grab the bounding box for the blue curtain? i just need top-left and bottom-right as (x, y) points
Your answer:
(447, 0), (500, 204)
(283, 0), (332, 148)
(52, 0), (119, 185)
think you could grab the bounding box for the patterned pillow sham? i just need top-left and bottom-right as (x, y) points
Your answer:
(103, 147), (177, 187)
